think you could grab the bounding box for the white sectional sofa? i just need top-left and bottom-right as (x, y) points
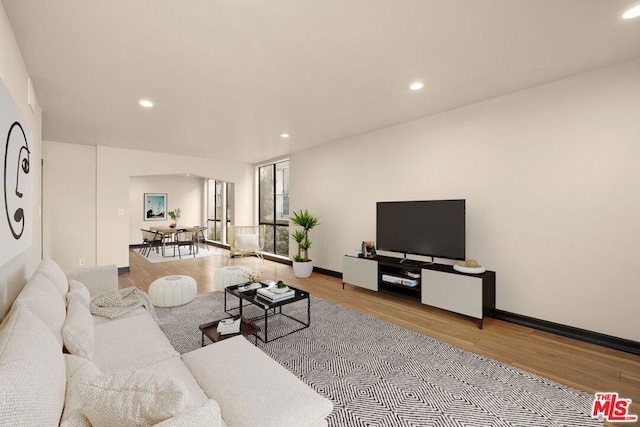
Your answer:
(0, 258), (333, 426)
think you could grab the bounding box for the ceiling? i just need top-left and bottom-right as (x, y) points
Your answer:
(3, 1), (640, 164)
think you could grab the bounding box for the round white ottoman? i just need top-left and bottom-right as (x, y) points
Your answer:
(214, 266), (252, 291)
(149, 275), (197, 307)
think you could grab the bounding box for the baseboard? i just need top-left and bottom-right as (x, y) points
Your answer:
(263, 253), (292, 264)
(314, 266), (341, 278)
(208, 242), (228, 250)
(493, 309), (640, 355)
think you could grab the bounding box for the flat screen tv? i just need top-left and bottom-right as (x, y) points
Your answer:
(376, 199), (465, 261)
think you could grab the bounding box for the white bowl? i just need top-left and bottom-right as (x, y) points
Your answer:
(453, 264), (486, 274)
(271, 286), (289, 293)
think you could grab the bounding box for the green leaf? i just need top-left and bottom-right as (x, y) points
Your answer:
(290, 209), (320, 231)
(291, 230), (306, 243)
(300, 238), (312, 251)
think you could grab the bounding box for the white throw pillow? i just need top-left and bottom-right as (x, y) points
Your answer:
(62, 355), (102, 426)
(236, 233), (259, 250)
(76, 370), (193, 426)
(15, 274), (67, 346)
(68, 279), (91, 308)
(60, 411), (92, 427)
(0, 305), (66, 426)
(33, 257), (69, 300)
(62, 296), (95, 358)
(65, 354), (102, 380)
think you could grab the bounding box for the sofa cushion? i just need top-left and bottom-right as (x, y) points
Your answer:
(65, 264), (119, 297)
(155, 400), (222, 427)
(139, 355), (209, 406)
(0, 304), (66, 426)
(182, 336), (333, 427)
(92, 311), (177, 372)
(33, 257), (69, 300)
(75, 370), (194, 426)
(62, 297), (95, 359)
(92, 306), (149, 325)
(68, 279), (91, 308)
(16, 273), (67, 347)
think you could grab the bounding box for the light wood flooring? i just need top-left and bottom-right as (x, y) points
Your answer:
(121, 247), (640, 425)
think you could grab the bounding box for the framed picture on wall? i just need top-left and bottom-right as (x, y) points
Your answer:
(1, 76), (33, 267)
(144, 193), (167, 221)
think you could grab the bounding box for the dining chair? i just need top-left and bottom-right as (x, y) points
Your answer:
(174, 230), (195, 259)
(193, 226), (208, 253)
(140, 229), (163, 257)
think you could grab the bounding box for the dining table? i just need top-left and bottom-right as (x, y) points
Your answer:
(149, 226), (203, 256)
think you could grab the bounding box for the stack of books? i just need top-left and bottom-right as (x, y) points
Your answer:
(216, 318), (240, 335)
(256, 287), (295, 302)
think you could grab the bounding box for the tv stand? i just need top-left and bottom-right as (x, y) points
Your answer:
(342, 255), (496, 329)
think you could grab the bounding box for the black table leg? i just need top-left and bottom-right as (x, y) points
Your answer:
(264, 306), (268, 342)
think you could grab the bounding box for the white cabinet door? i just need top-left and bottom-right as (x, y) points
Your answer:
(421, 269), (482, 319)
(343, 256), (378, 291)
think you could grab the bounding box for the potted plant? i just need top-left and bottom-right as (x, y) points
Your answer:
(290, 209), (320, 278)
(168, 208), (181, 228)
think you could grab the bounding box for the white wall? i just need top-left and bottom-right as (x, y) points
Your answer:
(129, 175), (205, 244)
(0, 3), (43, 319)
(42, 143), (254, 270)
(42, 141), (96, 269)
(290, 58), (640, 342)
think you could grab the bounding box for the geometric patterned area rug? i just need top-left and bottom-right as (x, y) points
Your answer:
(134, 246), (225, 263)
(155, 292), (602, 427)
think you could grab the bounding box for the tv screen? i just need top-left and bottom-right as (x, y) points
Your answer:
(376, 200), (465, 260)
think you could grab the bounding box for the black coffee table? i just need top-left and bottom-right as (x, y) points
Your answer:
(224, 282), (310, 343)
(199, 315), (260, 346)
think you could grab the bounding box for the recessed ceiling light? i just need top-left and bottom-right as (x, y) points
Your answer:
(139, 99), (154, 108)
(623, 5), (640, 19)
(280, 133), (290, 138)
(409, 82), (424, 91)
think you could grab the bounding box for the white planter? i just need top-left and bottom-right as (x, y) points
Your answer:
(293, 260), (313, 278)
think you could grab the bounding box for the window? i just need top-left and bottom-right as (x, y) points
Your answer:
(207, 179), (232, 243)
(259, 160), (289, 256)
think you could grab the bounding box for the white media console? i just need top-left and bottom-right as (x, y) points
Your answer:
(342, 255), (496, 329)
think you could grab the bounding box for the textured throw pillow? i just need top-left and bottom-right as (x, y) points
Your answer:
(60, 411), (92, 427)
(76, 370), (193, 426)
(68, 279), (91, 308)
(65, 354), (102, 380)
(32, 257), (69, 300)
(62, 296), (95, 358)
(16, 274), (67, 346)
(0, 305), (66, 426)
(236, 234), (259, 250)
(62, 355), (102, 426)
